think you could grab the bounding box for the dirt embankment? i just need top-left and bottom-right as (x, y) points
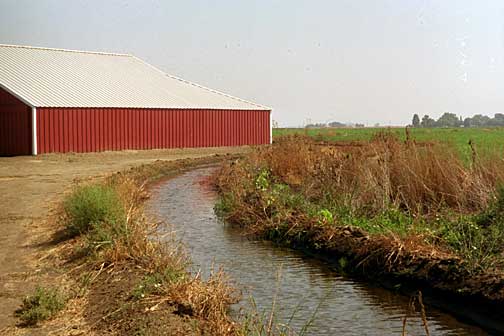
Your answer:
(0, 147), (248, 335)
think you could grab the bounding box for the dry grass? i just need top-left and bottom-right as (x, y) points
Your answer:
(22, 157), (244, 335)
(81, 159), (299, 335)
(215, 133), (504, 301)
(11, 155), (294, 335)
(67, 169), (242, 334)
(225, 133), (504, 217)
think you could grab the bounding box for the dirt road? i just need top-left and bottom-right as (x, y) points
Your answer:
(0, 147), (246, 331)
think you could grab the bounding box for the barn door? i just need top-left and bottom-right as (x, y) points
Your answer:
(0, 105), (32, 156)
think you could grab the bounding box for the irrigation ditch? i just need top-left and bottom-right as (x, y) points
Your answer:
(212, 134), (504, 335)
(149, 165), (500, 335)
(8, 138), (504, 335)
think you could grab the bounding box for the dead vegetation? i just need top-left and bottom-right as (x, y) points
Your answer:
(11, 153), (304, 335)
(13, 155), (262, 335)
(73, 174), (240, 334)
(67, 157), (246, 334)
(251, 133), (504, 215)
(215, 133), (504, 301)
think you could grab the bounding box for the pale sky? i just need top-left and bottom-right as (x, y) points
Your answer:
(1, 0), (504, 126)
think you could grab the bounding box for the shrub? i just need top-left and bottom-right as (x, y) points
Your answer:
(16, 286), (66, 325)
(64, 184), (125, 236)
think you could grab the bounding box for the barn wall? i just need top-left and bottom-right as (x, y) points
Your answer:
(0, 88), (32, 156)
(36, 108), (270, 154)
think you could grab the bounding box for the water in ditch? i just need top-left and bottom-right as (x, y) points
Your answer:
(148, 166), (488, 336)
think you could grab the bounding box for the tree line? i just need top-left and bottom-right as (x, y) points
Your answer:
(306, 121), (365, 128)
(411, 112), (504, 128)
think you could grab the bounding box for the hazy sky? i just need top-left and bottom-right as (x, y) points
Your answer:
(1, 1), (504, 126)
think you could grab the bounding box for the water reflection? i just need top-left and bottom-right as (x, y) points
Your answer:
(148, 167), (487, 336)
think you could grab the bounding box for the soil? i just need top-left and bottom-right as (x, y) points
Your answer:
(83, 265), (201, 336)
(0, 146), (248, 335)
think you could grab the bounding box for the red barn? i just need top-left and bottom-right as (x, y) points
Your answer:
(0, 44), (271, 156)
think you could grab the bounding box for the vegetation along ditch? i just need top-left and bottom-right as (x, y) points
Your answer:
(214, 132), (504, 334)
(149, 166), (489, 335)
(15, 155), (258, 335)
(14, 131), (504, 335)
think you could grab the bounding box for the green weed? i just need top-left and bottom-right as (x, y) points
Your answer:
(16, 286), (66, 325)
(132, 267), (185, 300)
(85, 216), (128, 251)
(438, 190), (504, 272)
(64, 184), (125, 236)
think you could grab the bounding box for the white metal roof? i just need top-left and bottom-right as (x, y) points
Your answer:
(0, 44), (269, 110)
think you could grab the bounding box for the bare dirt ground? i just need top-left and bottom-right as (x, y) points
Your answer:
(0, 146), (247, 333)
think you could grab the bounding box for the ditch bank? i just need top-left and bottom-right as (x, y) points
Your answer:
(273, 226), (504, 333)
(5, 154), (244, 336)
(215, 180), (504, 334)
(214, 136), (504, 334)
(71, 155), (242, 335)
(149, 166), (489, 335)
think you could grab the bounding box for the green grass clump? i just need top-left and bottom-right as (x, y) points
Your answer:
(64, 184), (125, 236)
(16, 286), (66, 325)
(131, 267), (185, 300)
(438, 189), (504, 272)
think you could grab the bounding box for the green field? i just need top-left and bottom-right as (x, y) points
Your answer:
(273, 127), (504, 159)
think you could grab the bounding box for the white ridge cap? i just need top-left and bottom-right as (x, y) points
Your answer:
(0, 43), (131, 57)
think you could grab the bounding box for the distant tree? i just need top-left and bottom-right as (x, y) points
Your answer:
(436, 112), (461, 127)
(420, 115), (436, 128)
(423, 112), (504, 128)
(328, 121), (346, 128)
(463, 117), (472, 128)
(412, 114), (420, 127)
(305, 123), (327, 128)
(492, 113), (504, 126)
(471, 114), (491, 127)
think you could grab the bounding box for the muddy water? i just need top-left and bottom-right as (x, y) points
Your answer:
(148, 167), (488, 336)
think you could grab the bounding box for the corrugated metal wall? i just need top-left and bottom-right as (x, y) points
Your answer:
(0, 89), (32, 156)
(36, 108), (270, 154)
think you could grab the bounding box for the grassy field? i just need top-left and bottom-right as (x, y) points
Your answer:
(274, 127), (504, 159)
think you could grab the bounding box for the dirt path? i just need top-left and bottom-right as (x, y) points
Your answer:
(0, 147), (246, 332)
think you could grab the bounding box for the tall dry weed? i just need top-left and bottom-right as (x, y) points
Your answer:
(216, 133), (504, 292)
(71, 172), (241, 334)
(230, 134), (504, 217)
